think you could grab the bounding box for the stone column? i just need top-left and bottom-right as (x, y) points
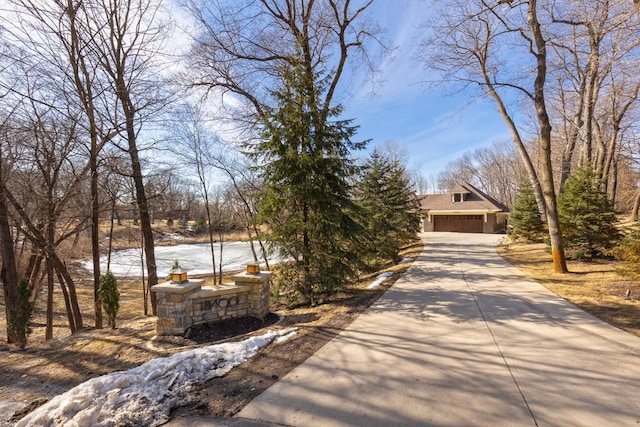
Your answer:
(151, 279), (203, 335)
(230, 271), (272, 319)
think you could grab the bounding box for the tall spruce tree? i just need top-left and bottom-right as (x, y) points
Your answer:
(558, 165), (620, 259)
(356, 150), (421, 269)
(508, 179), (544, 242)
(255, 59), (366, 305)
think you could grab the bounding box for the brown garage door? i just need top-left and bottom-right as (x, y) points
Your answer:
(433, 215), (483, 233)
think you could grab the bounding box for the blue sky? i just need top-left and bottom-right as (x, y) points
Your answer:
(344, 0), (512, 178)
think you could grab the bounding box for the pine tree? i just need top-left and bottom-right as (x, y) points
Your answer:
(508, 179), (544, 242)
(558, 165), (620, 259)
(255, 58), (366, 305)
(356, 150), (421, 269)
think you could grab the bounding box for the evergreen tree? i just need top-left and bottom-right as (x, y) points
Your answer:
(558, 165), (620, 259)
(508, 179), (544, 242)
(255, 58), (366, 305)
(356, 150), (421, 269)
(99, 271), (120, 329)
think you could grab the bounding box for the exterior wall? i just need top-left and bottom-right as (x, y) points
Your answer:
(422, 216), (434, 232)
(152, 271), (272, 336)
(483, 213), (497, 233)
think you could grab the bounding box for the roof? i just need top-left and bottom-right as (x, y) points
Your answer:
(420, 182), (510, 213)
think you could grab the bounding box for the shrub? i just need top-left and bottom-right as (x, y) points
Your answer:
(99, 271), (120, 329)
(612, 227), (640, 280)
(8, 280), (35, 348)
(193, 217), (207, 234)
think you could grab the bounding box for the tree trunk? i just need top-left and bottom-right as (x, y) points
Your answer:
(91, 156), (103, 329)
(63, 0), (107, 329)
(45, 267), (54, 340)
(203, 196), (217, 285)
(217, 219), (224, 285)
(529, 0), (568, 273)
(118, 84), (158, 314)
(482, 67), (547, 220)
(610, 154), (618, 206)
(46, 190), (56, 340)
(0, 165), (22, 345)
(56, 270), (77, 333)
(108, 197), (116, 271)
(559, 73), (588, 190)
(631, 190), (640, 221)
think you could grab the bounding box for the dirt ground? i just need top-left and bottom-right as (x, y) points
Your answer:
(0, 240), (424, 426)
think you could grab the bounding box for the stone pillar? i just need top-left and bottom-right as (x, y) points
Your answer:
(151, 279), (203, 335)
(230, 271), (272, 319)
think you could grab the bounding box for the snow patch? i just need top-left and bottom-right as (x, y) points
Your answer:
(399, 257), (414, 264)
(366, 272), (394, 289)
(17, 328), (297, 427)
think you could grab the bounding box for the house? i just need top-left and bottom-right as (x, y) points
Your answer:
(420, 182), (509, 233)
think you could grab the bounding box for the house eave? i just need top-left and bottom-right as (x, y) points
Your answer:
(425, 209), (498, 214)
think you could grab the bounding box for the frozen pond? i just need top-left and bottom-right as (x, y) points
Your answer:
(83, 241), (279, 277)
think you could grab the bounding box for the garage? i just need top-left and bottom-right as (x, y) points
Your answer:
(433, 215), (484, 233)
(420, 183), (509, 234)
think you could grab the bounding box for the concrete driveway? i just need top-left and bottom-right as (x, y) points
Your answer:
(234, 233), (640, 426)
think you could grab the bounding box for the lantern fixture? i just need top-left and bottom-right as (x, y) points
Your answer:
(246, 263), (260, 274)
(170, 266), (188, 284)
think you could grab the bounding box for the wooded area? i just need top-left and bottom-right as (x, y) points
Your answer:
(1, 0), (639, 347)
(0, 0), (421, 346)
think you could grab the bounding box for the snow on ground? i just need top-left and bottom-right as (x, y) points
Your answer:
(399, 257), (414, 264)
(366, 272), (394, 289)
(17, 328), (297, 427)
(83, 241), (282, 277)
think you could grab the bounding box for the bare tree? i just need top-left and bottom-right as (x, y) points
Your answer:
(438, 140), (525, 208)
(0, 114), (23, 346)
(1, 0), (111, 328)
(169, 104), (220, 283)
(184, 0), (384, 138)
(0, 104), (86, 338)
(83, 0), (176, 314)
(421, 0), (568, 272)
(0, 0), (176, 332)
(548, 0), (640, 194)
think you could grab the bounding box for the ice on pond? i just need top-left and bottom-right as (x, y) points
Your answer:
(83, 241), (281, 277)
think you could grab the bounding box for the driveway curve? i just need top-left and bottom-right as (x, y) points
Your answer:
(237, 233), (640, 426)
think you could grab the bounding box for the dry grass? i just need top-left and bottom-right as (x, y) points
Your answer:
(497, 239), (640, 336)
